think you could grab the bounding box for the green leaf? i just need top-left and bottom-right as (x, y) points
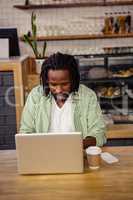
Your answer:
(42, 41), (47, 58)
(23, 11), (47, 58)
(23, 34), (38, 58)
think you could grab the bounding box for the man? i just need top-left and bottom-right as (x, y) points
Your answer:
(20, 52), (106, 148)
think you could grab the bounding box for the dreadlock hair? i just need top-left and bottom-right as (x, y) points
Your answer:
(40, 52), (80, 96)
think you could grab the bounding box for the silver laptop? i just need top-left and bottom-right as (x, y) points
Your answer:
(15, 132), (84, 174)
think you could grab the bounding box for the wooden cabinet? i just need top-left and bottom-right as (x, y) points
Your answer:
(0, 56), (29, 131)
(107, 124), (133, 139)
(27, 74), (39, 92)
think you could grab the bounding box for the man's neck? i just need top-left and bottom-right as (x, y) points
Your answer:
(55, 100), (66, 108)
(52, 93), (70, 108)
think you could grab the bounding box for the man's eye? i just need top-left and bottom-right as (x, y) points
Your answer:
(49, 82), (70, 87)
(62, 83), (68, 86)
(50, 84), (56, 87)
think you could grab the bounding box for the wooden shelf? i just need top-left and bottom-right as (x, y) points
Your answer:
(14, 1), (133, 9)
(107, 124), (133, 139)
(14, 3), (104, 9)
(20, 33), (133, 41)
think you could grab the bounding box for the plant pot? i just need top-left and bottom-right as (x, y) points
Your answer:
(35, 59), (45, 74)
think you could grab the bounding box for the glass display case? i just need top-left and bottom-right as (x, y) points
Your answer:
(76, 52), (133, 124)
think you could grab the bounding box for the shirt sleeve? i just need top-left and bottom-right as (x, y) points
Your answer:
(86, 91), (107, 146)
(19, 86), (42, 133)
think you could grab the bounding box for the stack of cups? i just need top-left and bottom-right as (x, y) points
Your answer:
(86, 146), (102, 170)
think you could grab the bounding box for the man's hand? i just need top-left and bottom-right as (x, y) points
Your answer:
(83, 136), (96, 149)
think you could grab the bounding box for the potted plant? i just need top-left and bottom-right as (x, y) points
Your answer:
(23, 12), (47, 74)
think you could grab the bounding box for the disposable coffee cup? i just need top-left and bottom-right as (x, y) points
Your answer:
(86, 146), (102, 170)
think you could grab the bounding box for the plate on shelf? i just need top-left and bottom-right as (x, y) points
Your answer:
(112, 69), (133, 78)
(98, 94), (122, 99)
(97, 86), (121, 99)
(112, 74), (133, 78)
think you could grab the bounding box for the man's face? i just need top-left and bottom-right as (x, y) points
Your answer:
(48, 69), (71, 102)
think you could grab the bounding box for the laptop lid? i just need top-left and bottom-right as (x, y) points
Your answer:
(15, 132), (84, 174)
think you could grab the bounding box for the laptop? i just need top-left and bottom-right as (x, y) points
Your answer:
(15, 132), (84, 174)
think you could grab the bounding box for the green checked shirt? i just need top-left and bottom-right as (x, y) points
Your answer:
(20, 84), (106, 146)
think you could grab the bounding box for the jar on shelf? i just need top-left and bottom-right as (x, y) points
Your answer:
(103, 12), (114, 34)
(113, 12), (120, 34)
(25, 0), (29, 5)
(125, 11), (131, 33)
(117, 12), (127, 34)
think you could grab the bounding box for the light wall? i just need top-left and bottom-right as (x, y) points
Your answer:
(0, 0), (133, 56)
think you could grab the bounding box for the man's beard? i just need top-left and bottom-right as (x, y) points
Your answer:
(52, 93), (69, 102)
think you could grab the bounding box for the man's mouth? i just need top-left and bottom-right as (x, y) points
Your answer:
(53, 93), (69, 101)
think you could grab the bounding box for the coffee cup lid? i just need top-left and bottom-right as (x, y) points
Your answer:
(86, 146), (102, 155)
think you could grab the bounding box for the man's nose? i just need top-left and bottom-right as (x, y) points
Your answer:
(55, 85), (63, 93)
